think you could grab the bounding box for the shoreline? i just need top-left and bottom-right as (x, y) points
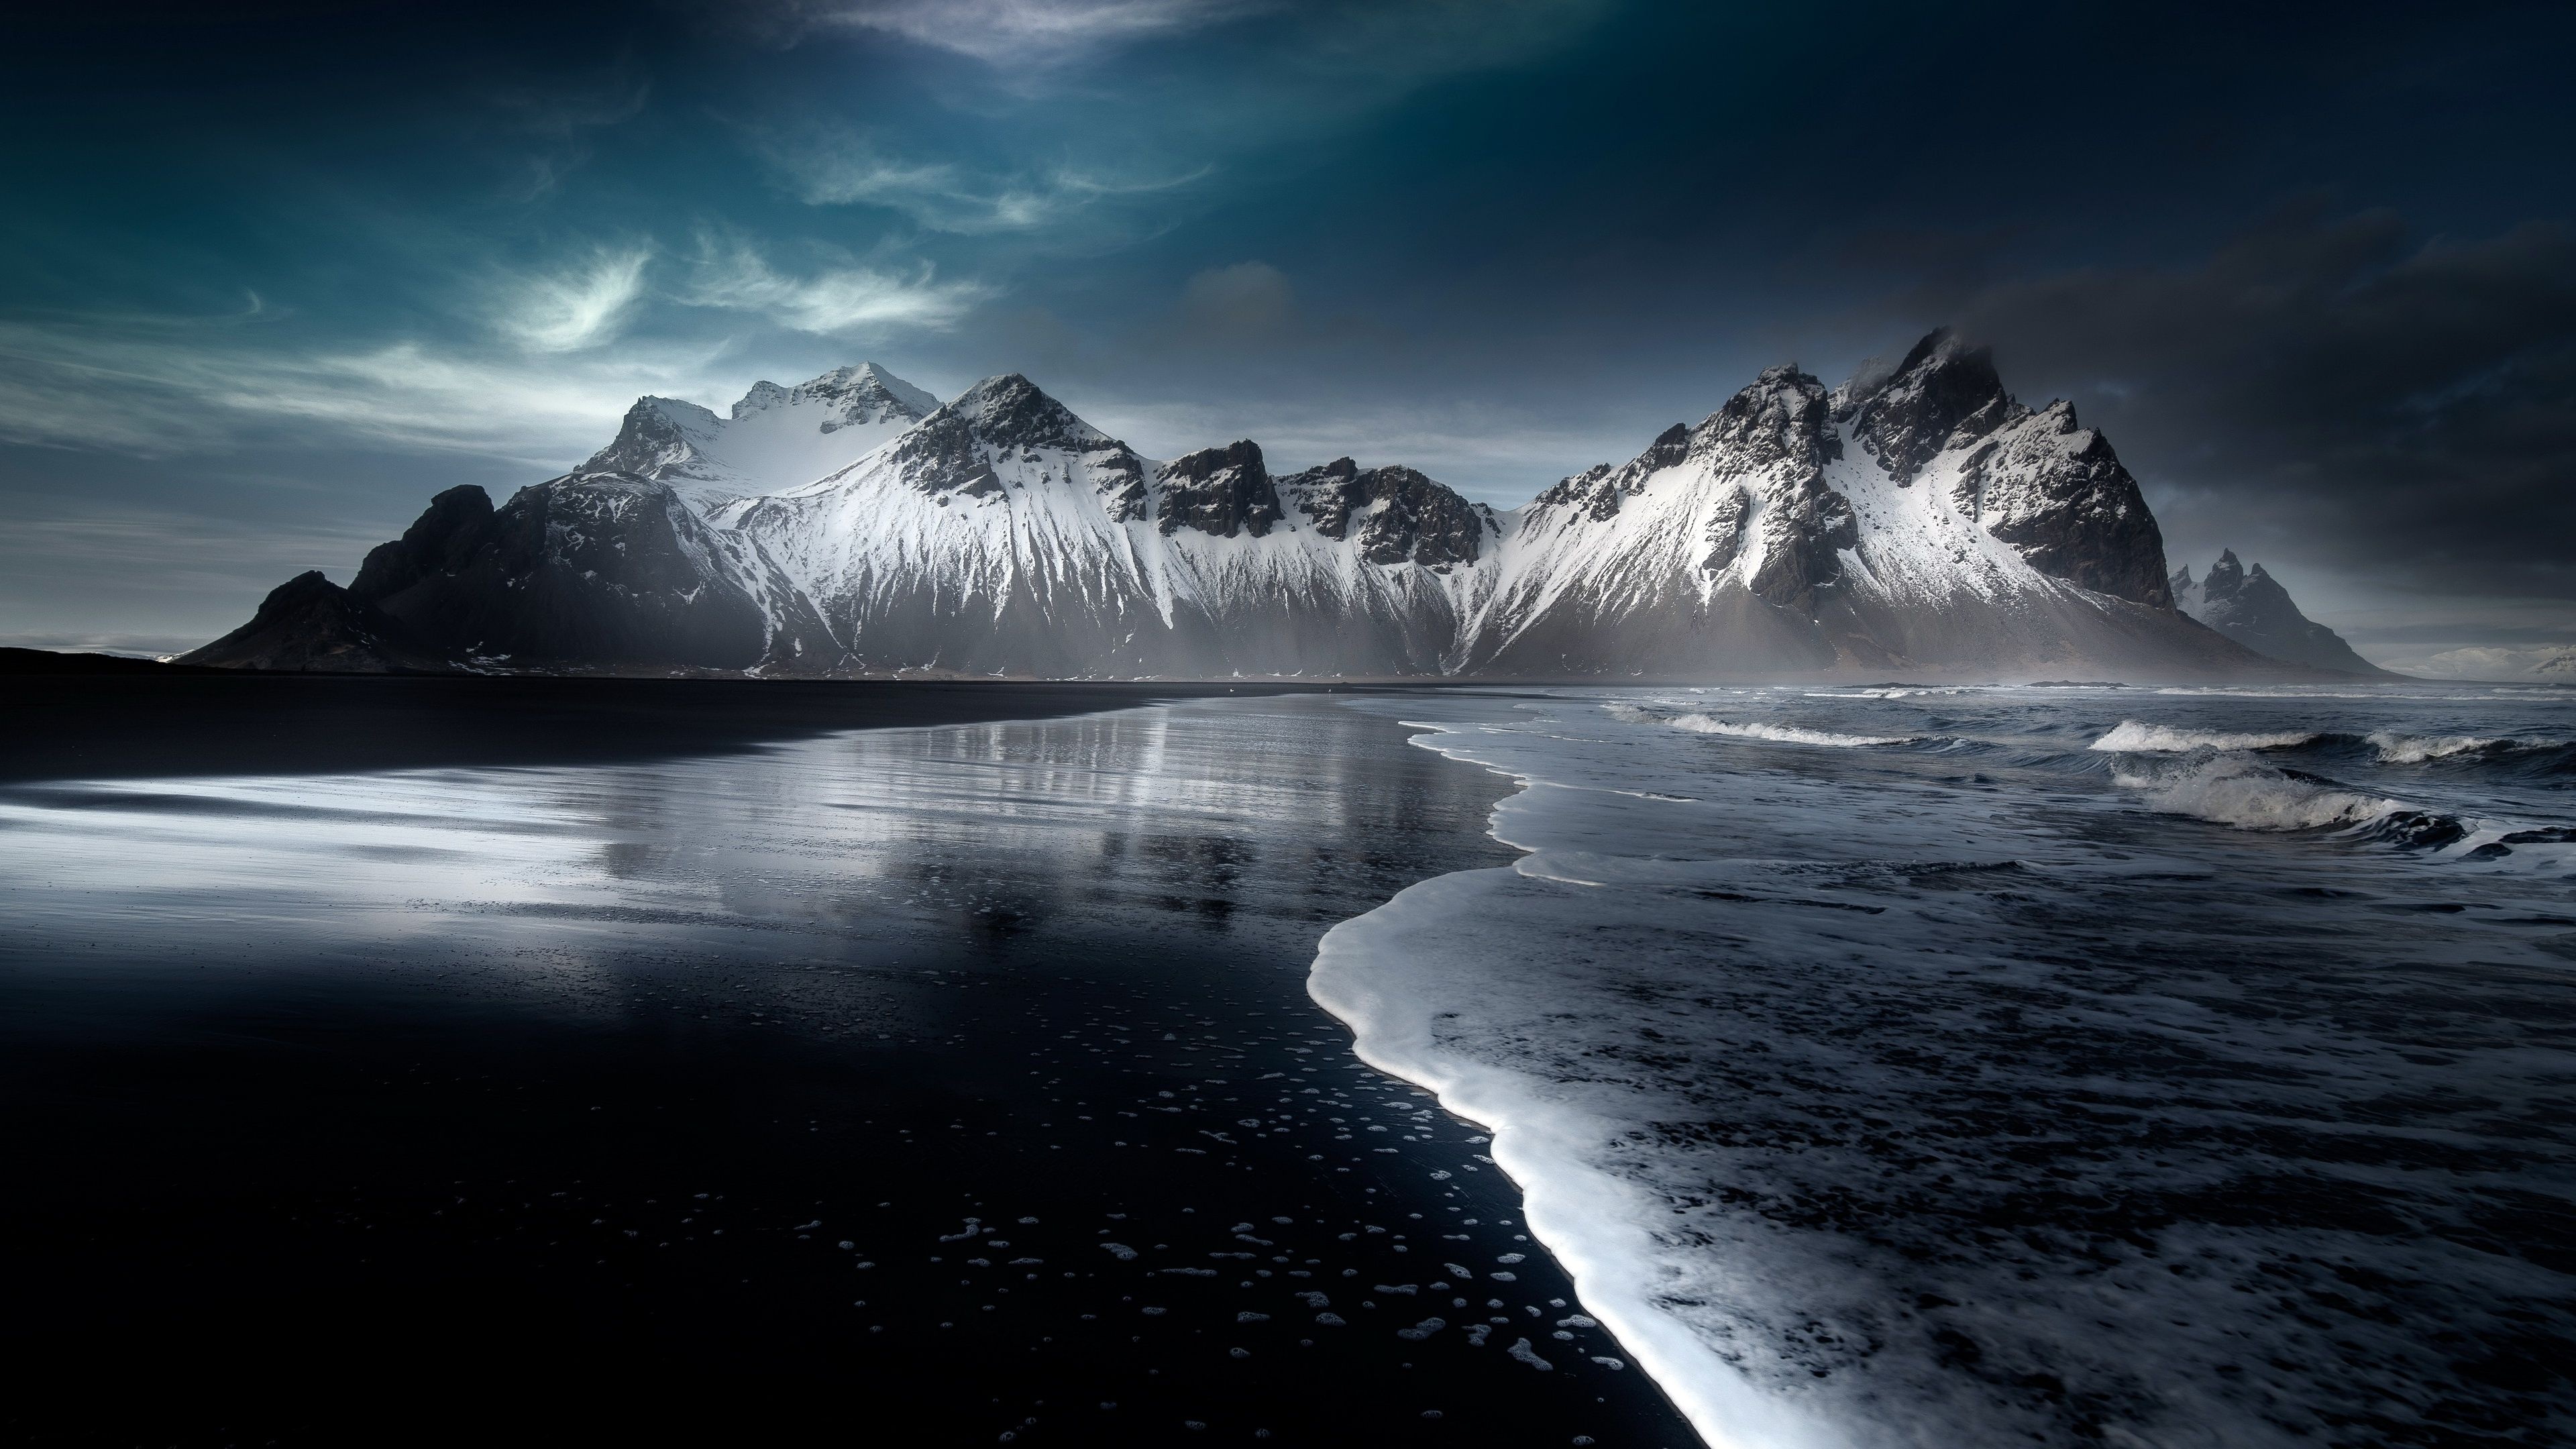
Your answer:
(1305, 688), (2576, 1446)
(1309, 718), (1822, 1449)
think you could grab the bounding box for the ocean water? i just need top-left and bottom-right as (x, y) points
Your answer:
(1314, 683), (2576, 1448)
(9, 680), (2572, 1446)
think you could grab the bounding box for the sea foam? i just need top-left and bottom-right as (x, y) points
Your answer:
(1311, 689), (2576, 1448)
(2113, 759), (2408, 832)
(2090, 720), (2316, 753)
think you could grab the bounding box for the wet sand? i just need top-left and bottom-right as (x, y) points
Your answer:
(0, 688), (1697, 1446)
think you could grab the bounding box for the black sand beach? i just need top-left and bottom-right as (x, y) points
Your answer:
(0, 679), (1696, 1446)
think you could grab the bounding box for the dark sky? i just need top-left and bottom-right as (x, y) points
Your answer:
(5, 0), (2571, 673)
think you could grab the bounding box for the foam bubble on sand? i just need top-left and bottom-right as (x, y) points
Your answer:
(1314, 879), (1854, 1445)
(2090, 720), (2316, 753)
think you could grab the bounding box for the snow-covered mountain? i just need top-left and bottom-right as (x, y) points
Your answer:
(703, 374), (1499, 676)
(185, 336), (2286, 680)
(2171, 550), (2391, 676)
(1465, 333), (2204, 676)
(582, 363), (938, 511)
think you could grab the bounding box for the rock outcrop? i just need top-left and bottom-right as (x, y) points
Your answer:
(179, 571), (453, 673)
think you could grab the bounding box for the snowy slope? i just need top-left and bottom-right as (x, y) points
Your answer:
(716, 376), (1498, 676)
(583, 364), (939, 511)
(1464, 337), (2246, 678)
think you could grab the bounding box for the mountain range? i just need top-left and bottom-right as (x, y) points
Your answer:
(184, 331), (2378, 682)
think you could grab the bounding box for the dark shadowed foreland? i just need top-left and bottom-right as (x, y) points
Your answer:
(0, 668), (1330, 785)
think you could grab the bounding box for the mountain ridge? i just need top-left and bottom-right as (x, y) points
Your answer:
(184, 335), (2300, 682)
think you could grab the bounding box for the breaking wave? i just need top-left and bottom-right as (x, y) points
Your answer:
(2361, 730), (2575, 771)
(2365, 731), (2505, 763)
(2096, 720), (2574, 775)
(1670, 717), (1918, 747)
(1607, 704), (1915, 748)
(2111, 758), (2449, 840)
(1320, 689), (2576, 1448)
(2091, 720), (2317, 753)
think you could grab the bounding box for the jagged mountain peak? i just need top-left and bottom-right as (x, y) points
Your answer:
(733, 363), (938, 423)
(2178, 549), (2387, 676)
(837, 362), (939, 413)
(636, 394), (722, 428)
(584, 362), (943, 507)
(1155, 439), (1279, 539)
(1529, 364), (1839, 526)
(939, 373), (1115, 453)
(1839, 329), (2015, 484)
(1696, 364), (1838, 469)
(1275, 458), (1491, 568)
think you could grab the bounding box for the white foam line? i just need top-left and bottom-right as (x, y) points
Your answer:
(1307, 721), (1853, 1449)
(1605, 702), (1916, 749)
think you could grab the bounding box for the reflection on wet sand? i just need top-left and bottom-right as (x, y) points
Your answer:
(0, 694), (1698, 1448)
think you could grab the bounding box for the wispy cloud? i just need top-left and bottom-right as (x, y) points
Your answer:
(0, 311), (738, 469)
(482, 55), (655, 201)
(498, 246), (653, 352)
(0, 227), (993, 468)
(763, 127), (1210, 234)
(746, 0), (1604, 250)
(677, 231), (988, 333)
(791, 0), (1273, 66)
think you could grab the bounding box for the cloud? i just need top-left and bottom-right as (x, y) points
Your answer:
(747, 1), (1603, 248)
(0, 310), (739, 469)
(0, 225), (993, 469)
(789, 0), (1272, 65)
(765, 129), (1210, 234)
(499, 246), (653, 352)
(677, 233), (988, 333)
(480, 54), (655, 201)
(778, 0), (1604, 81)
